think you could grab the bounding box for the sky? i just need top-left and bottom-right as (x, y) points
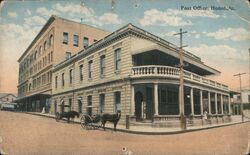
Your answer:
(0, 0), (249, 94)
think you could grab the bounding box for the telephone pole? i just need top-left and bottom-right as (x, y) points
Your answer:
(233, 72), (246, 122)
(174, 29), (188, 130)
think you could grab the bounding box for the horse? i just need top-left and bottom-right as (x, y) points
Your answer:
(101, 110), (121, 131)
(56, 111), (79, 123)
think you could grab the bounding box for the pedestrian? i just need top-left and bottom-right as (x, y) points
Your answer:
(204, 111), (208, 120)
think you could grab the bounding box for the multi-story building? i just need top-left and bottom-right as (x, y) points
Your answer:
(16, 15), (110, 112)
(52, 24), (231, 126)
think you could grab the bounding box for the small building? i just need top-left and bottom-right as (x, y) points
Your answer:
(52, 24), (231, 126)
(0, 93), (16, 104)
(230, 88), (250, 115)
(0, 93), (17, 111)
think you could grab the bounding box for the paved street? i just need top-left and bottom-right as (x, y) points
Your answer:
(0, 111), (249, 155)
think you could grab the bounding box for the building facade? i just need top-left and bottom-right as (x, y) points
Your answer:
(16, 15), (110, 112)
(52, 24), (231, 126)
(0, 93), (16, 104)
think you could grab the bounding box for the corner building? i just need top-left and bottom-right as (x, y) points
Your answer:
(52, 24), (231, 126)
(16, 15), (110, 112)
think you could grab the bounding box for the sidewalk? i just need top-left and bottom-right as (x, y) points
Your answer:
(26, 112), (250, 135)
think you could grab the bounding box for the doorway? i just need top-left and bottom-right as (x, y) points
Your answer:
(135, 91), (143, 121)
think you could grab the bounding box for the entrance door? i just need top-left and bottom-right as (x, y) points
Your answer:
(146, 87), (153, 120)
(135, 91), (143, 121)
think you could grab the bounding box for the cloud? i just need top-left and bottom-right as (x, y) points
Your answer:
(36, 3), (122, 26)
(26, 9), (31, 16)
(139, 8), (220, 27)
(0, 23), (41, 93)
(36, 7), (59, 17)
(206, 27), (250, 41)
(186, 44), (248, 89)
(8, 11), (17, 18)
(92, 13), (121, 26)
(24, 16), (46, 26)
(139, 9), (192, 26)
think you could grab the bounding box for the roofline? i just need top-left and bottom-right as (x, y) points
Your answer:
(0, 93), (17, 99)
(18, 15), (110, 63)
(54, 23), (221, 75)
(18, 15), (56, 62)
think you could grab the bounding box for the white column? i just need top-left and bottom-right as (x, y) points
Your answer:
(200, 90), (203, 115)
(208, 91), (211, 114)
(215, 93), (218, 115)
(154, 83), (159, 115)
(131, 85), (135, 115)
(228, 95), (231, 115)
(190, 87), (194, 115)
(221, 94), (224, 114)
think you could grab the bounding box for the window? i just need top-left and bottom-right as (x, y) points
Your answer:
(69, 69), (73, 84)
(100, 55), (106, 76)
(114, 92), (121, 113)
(61, 73), (65, 87)
(63, 32), (68, 44)
(48, 53), (51, 63)
(87, 96), (92, 116)
(65, 52), (71, 60)
(51, 51), (53, 62)
(49, 35), (53, 46)
(69, 98), (72, 111)
(39, 46), (42, 55)
(79, 64), (83, 81)
(115, 48), (121, 71)
(94, 39), (97, 42)
(73, 35), (79, 46)
(83, 37), (89, 49)
(34, 51), (38, 60)
(99, 94), (105, 113)
(88, 60), (93, 79)
(55, 76), (58, 88)
(44, 41), (47, 51)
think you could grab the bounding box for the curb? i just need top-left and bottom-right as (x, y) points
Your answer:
(25, 112), (250, 135)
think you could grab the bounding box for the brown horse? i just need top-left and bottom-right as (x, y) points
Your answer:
(101, 111), (121, 131)
(56, 111), (79, 123)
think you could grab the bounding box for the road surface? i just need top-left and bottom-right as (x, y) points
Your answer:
(0, 111), (249, 155)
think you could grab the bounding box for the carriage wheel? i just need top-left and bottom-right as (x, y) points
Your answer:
(80, 115), (92, 130)
(55, 112), (60, 122)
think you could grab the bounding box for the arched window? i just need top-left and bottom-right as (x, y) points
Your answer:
(29, 83), (32, 91)
(69, 69), (73, 84)
(39, 46), (42, 55)
(49, 35), (53, 46)
(44, 41), (47, 51)
(34, 51), (38, 60)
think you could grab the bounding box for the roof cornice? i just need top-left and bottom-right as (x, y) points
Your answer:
(18, 15), (56, 62)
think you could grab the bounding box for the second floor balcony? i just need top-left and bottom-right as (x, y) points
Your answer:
(131, 65), (229, 91)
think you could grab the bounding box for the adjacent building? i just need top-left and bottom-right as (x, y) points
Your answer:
(52, 24), (231, 126)
(16, 15), (110, 112)
(0, 93), (16, 104)
(0, 93), (17, 111)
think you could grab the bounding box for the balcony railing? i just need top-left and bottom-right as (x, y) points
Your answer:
(131, 65), (228, 91)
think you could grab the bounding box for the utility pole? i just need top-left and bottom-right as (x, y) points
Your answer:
(174, 29), (188, 130)
(233, 72), (246, 122)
